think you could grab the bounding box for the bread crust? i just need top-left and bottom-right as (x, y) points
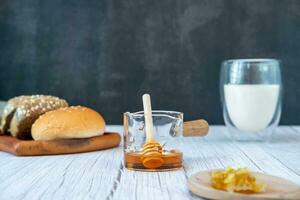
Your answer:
(32, 106), (106, 140)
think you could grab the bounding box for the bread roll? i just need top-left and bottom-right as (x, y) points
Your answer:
(1, 96), (32, 134)
(32, 106), (106, 140)
(1, 95), (68, 139)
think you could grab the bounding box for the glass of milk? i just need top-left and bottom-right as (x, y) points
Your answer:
(220, 59), (282, 141)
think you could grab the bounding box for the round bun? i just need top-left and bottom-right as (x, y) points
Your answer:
(31, 106), (105, 140)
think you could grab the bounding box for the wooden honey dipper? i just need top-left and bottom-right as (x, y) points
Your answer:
(141, 94), (164, 169)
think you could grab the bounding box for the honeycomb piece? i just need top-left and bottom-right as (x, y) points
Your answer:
(211, 167), (266, 193)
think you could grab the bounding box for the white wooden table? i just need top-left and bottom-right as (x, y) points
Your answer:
(0, 126), (300, 200)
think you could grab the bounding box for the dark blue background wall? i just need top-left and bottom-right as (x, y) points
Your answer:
(0, 0), (299, 124)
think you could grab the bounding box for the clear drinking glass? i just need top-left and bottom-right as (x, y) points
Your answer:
(220, 59), (282, 141)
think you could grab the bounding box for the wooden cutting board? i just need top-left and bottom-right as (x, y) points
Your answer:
(0, 132), (121, 156)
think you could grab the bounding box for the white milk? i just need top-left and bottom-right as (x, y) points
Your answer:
(224, 84), (280, 132)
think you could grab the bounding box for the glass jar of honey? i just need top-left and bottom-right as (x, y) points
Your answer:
(124, 110), (184, 171)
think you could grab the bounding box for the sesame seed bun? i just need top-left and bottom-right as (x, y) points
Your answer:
(31, 106), (105, 140)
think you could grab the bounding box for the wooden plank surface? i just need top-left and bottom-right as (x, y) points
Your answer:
(0, 126), (300, 200)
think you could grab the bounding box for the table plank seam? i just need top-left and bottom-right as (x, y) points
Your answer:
(232, 142), (300, 182)
(182, 164), (201, 200)
(56, 157), (76, 192)
(23, 157), (73, 200)
(157, 174), (171, 200)
(265, 151), (300, 177)
(106, 162), (123, 200)
(86, 154), (105, 195)
(232, 142), (263, 171)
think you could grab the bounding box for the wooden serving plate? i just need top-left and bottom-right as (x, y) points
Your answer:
(188, 170), (300, 200)
(0, 132), (121, 156)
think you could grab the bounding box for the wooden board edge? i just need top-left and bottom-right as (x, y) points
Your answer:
(0, 132), (121, 156)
